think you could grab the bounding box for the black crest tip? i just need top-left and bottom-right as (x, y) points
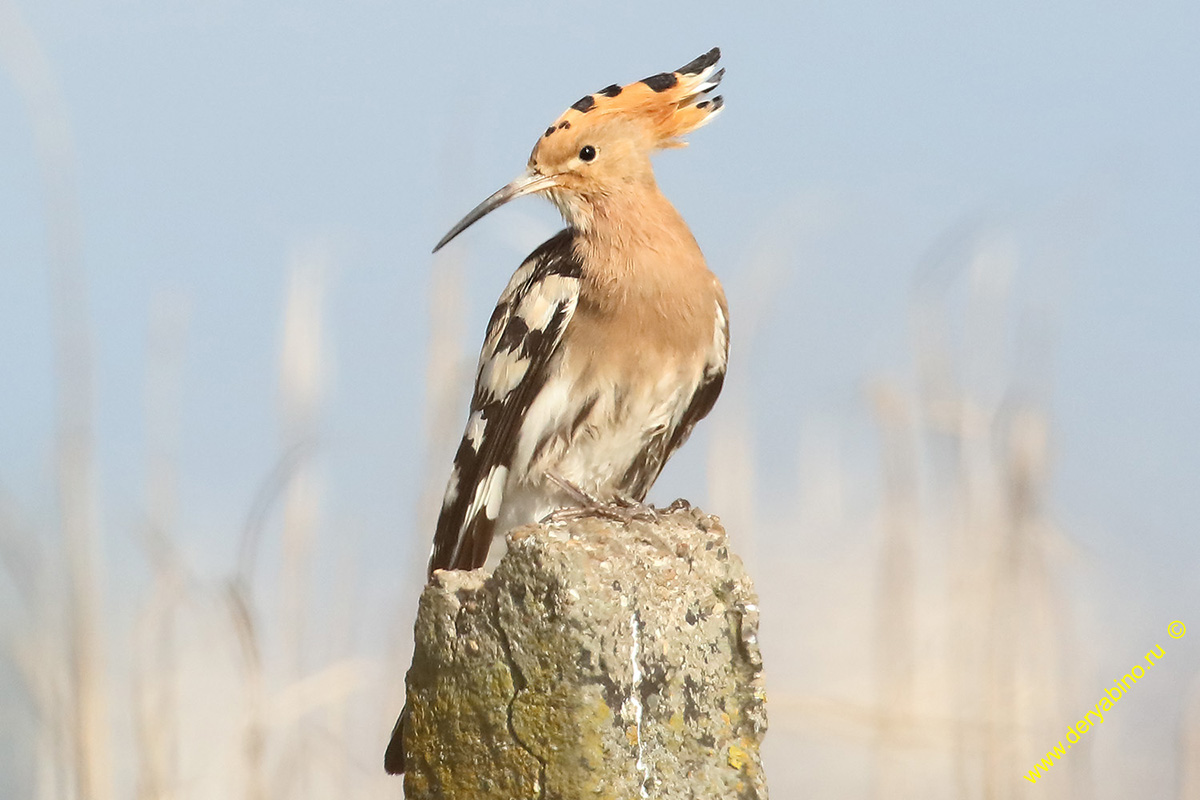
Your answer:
(678, 47), (721, 76)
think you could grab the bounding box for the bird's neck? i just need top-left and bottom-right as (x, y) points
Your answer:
(564, 183), (718, 346)
(572, 184), (705, 281)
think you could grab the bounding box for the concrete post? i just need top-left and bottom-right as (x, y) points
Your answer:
(402, 507), (768, 799)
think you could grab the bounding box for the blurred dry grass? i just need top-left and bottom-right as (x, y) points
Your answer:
(749, 231), (1082, 799)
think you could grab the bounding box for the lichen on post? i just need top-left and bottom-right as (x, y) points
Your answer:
(402, 507), (768, 799)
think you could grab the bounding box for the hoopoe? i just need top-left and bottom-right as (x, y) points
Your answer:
(386, 47), (728, 775)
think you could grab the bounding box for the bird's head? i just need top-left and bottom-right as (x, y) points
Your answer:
(433, 48), (724, 252)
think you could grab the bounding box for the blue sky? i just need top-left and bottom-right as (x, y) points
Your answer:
(1, 0), (1198, 794)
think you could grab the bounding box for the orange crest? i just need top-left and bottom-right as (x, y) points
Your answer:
(540, 47), (724, 150)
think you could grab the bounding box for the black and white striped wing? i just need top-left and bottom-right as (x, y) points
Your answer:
(427, 229), (582, 574)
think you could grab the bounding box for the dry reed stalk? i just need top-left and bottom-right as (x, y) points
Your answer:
(910, 232), (1071, 799)
(226, 582), (267, 800)
(1180, 674), (1200, 800)
(868, 380), (919, 798)
(132, 567), (184, 800)
(222, 242), (332, 800)
(706, 407), (759, 569)
(275, 244), (329, 800)
(0, 5), (110, 797)
(388, 239), (471, 732)
(132, 290), (192, 800)
(413, 247), (469, 559)
(911, 226), (983, 799)
(278, 244), (327, 680)
(702, 226), (795, 575)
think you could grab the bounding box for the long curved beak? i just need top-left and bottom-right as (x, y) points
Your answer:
(433, 170), (558, 253)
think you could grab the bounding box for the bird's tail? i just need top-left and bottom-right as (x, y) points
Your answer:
(384, 703), (408, 774)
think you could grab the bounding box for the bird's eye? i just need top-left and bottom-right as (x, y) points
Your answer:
(579, 145), (596, 162)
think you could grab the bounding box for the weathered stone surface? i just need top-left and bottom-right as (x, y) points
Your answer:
(403, 507), (768, 799)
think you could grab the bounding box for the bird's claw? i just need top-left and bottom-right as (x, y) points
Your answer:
(543, 473), (659, 525)
(664, 497), (692, 513)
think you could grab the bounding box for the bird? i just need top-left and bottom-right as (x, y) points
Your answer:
(385, 47), (729, 776)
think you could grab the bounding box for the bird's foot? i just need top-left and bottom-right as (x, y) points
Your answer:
(545, 472), (601, 506)
(543, 474), (658, 525)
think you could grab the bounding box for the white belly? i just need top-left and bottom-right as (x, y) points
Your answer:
(482, 360), (701, 569)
